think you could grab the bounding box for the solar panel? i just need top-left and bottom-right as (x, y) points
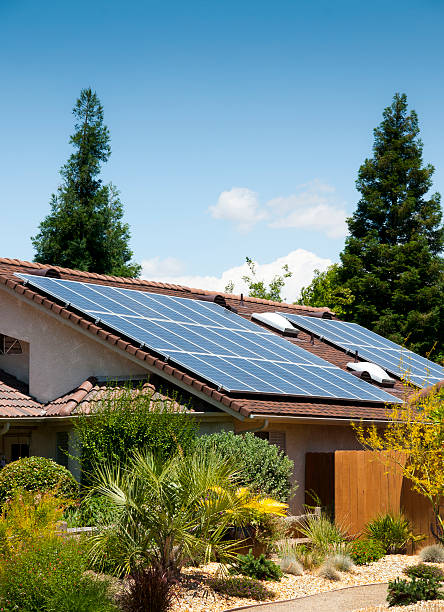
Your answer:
(279, 314), (443, 388)
(17, 274), (401, 403)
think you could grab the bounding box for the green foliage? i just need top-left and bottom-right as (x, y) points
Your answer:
(296, 515), (348, 556)
(208, 575), (276, 600)
(419, 544), (444, 563)
(297, 265), (354, 317)
(0, 456), (78, 504)
(230, 549), (283, 581)
(349, 539), (385, 565)
(120, 566), (174, 612)
(195, 431), (294, 502)
(88, 447), (259, 576)
(32, 88), (140, 277)
(225, 257), (292, 302)
(0, 536), (117, 612)
(387, 576), (443, 607)
(338, 93), (444, 357)
(365, 513), (415, 554)
(72, 381), (198, 485)
(65, 494), (119, 527)
(403, 563), (444, 581)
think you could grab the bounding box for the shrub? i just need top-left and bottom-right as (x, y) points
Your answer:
(387, 576), (443, 607)
(195, 431), (294, 502)
(276, 540), (323, 570)
(403, 563), (444, 581)
(350, 539), (385, 565)
(65, 494), (119, 527)
(327, 553), (354, 572)
(278, 557), (303, 575)
(208, 576), (276, 601)
(0, 490), (64, 556)
(230, 550), (283, 581)
(419, 544), (444, 563)
(297, 514), (348, 556)
(0, 456), (78, 504)
(318, 562), (341, 581)
(365, 513), (415, 553)
(73, 381), (198, 485)
(120, 566), (174, 612)
(0, 535), (117, 611)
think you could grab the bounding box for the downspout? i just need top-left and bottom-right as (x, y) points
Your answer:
(237, 416), (269, 434)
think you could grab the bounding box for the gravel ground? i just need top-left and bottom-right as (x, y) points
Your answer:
(171, 556), (444, 612)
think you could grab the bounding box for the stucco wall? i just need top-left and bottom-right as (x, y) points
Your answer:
(274, 421), (361, 513)
(235, 419), (361, 513)
(0, 341), (30, 383)
(0, 288), (147, 402)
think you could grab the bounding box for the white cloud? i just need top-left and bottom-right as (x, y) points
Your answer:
(267, 180), (347, 239)
(141, 256), (185, 277)
(208, 187), (267, 232)
(210, 180), (347, 239)
(141, 249), (332, 303)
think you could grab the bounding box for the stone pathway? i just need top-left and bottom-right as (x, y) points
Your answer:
(226, 582), (388, 612)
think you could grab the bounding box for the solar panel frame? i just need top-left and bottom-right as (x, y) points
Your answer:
(279, 314), (443, 388)
(17, 274), (402, 402)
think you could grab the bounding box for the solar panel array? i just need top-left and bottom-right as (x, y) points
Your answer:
(18, 274), (401, 402)
(280, 314), (443, 388)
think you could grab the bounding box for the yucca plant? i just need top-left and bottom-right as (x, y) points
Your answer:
(88, 447), (286, 577)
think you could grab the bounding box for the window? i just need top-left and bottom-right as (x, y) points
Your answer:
(254, 431), (286, 452)
(56, 432), (69, 468)
(11, 443), (29, 461)
(0, 334), (23, 355)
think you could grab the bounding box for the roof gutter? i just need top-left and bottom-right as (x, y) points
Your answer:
(247, 413), (392, 425)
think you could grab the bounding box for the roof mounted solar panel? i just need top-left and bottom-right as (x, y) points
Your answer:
(279, 314), (443, 389)
(17, 274), (401, 403)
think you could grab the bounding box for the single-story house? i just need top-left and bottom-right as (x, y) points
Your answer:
(0, 258), (440, 512)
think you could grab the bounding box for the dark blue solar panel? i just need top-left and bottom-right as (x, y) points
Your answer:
(17, 274), (402, 402)
(280, 314), (443, 388)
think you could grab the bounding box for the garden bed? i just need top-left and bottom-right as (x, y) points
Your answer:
(168, 555), (444, 612)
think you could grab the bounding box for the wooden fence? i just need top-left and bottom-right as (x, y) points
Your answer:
(334, 451), (439, 546)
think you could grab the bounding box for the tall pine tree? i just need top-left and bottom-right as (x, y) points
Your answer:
(33, 89), (141, 277)
(338, 93), (444, 356)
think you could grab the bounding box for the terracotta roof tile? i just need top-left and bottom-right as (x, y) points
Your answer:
(0, 258), (410, 421)
(0, 371), (191, 418)
(0, 257), (332, 316)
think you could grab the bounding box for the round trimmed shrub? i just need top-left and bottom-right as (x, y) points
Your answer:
(350, 539), (385, 565)
(0, 456), (78, 504)
(195, 431), (294, 502)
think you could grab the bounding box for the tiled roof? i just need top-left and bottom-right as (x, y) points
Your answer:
(0, 258), (332, 316)
(0, 372), (190, 418)
(0, 370), (45, 417)
(0, 258), (414, 421)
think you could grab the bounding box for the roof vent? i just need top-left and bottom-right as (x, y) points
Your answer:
(197, 294), (237, 312)
(20, 268), (61, 279)
(251, 312), (299, 336)
(347, 361), (395, 387)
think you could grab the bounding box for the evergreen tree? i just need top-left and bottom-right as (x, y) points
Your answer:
(338, 93), (444, 356)
(32, 89), (141, 277)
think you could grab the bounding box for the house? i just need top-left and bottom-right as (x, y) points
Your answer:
(0, 258), (440, 512)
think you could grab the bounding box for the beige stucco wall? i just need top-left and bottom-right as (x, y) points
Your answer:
(0, 288), (147, 402)
(0, 341), (30, 383)
(235, 419), (361, 513)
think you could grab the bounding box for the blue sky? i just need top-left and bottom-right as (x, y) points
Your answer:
(1, 0), (443, 300)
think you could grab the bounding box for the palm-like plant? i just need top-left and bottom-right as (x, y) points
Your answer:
(88, 447), (285, 576)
